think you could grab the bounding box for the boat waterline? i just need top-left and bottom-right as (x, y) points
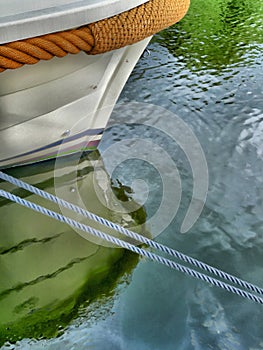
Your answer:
(0, 38), (151, 168)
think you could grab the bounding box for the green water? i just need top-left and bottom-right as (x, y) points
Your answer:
(1, 0), (263, 348)
(0, 152), (147, 346)
(155, 0), (263, 71)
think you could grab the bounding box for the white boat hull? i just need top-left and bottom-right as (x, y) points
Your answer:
(0, 37), (151, 168)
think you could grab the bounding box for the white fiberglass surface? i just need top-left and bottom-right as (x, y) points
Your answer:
(0, 0), (148, 17)
(0, 0), (149, 43)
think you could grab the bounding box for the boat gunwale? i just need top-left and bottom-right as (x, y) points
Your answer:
(0, 0), (150, 44)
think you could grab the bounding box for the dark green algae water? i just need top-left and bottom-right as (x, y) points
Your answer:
(1, 0), (263, 348)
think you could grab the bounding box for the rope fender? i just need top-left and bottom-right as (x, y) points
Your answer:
(0, 0), (190, 72)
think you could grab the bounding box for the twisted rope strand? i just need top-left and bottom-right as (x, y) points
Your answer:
(0, 27), (94, 71)
(7, 41), (53, 60)
(26, 37), (68, 57)
(1, 188), (263, 305)
(1, 171), (263, 298)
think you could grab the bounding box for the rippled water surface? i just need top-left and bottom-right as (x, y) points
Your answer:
(2, 0), (263, 348)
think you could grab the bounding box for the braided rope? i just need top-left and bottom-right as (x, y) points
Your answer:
(1, 171), (263, 302)
(0, 0), (190, 72)
(1, 188), (263, 304)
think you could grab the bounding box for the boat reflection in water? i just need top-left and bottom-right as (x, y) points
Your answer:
(0, 151), (148, 345)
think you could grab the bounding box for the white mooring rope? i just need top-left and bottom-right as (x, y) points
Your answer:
(0, 171), (263, 304)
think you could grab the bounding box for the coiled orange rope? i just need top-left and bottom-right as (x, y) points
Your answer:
(0, 0), (190, 72)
